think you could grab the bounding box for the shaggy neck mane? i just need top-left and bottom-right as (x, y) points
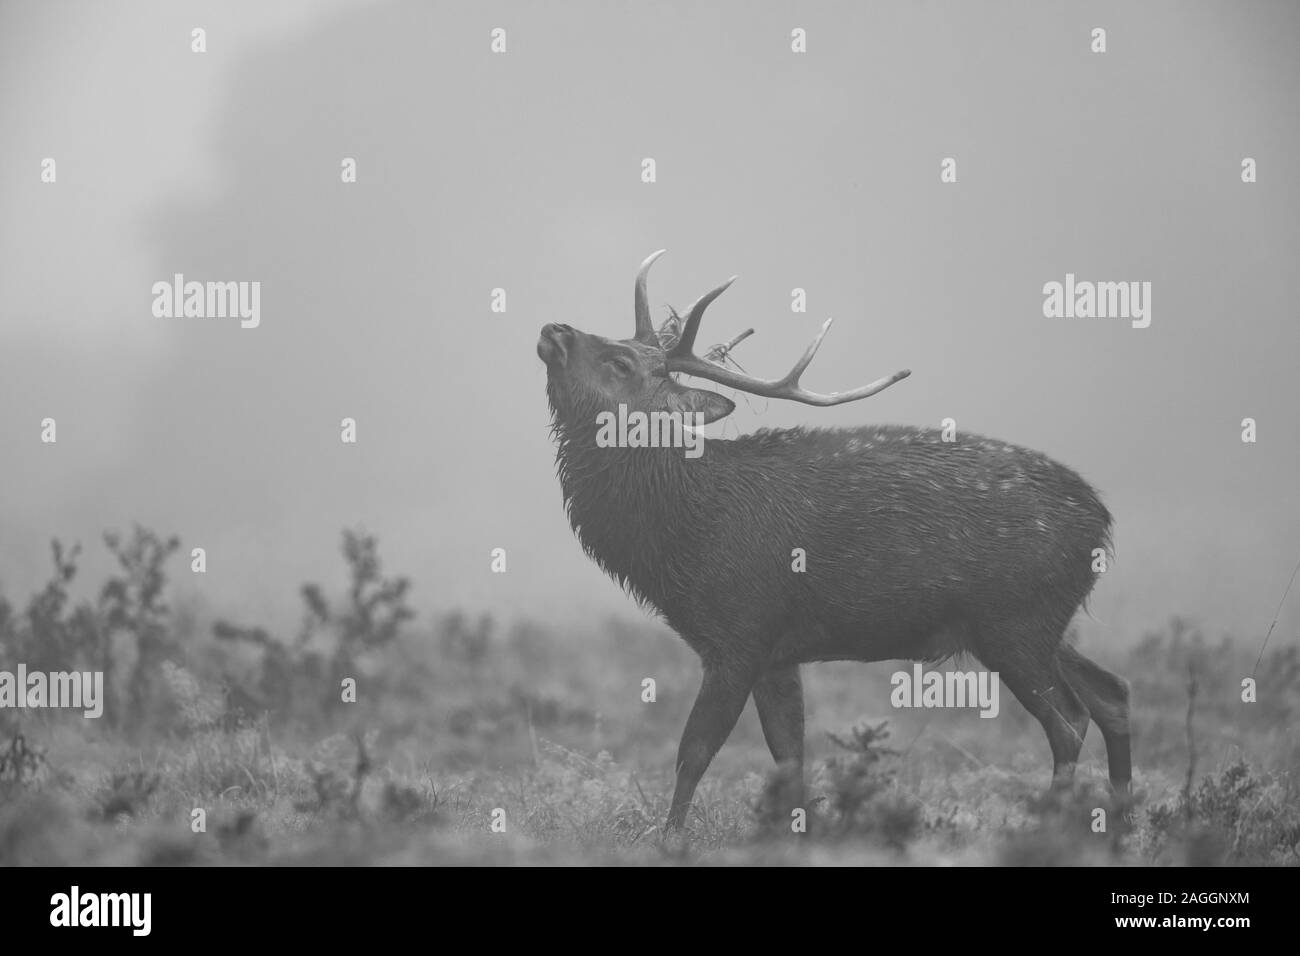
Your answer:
(547, 387), (719, 614)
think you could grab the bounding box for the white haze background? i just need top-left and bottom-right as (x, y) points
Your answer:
(1, 0), (1297, 650)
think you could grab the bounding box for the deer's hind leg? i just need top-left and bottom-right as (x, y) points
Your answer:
(1057, 643), (1132, 797)
(973, 612), (1092, 788)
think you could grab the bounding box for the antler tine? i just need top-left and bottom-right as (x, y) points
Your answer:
(667, 315), (912, 407)
(634, 249), (667, 343)
(704, 327), (755, 363)
(668, 276), (738, 359)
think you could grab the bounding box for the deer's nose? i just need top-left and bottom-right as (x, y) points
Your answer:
(538, 323), (572, 364)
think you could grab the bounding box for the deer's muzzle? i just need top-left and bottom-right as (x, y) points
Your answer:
(537, 323), (572, 365)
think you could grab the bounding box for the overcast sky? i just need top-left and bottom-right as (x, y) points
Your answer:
(1, 0), (1297, 648)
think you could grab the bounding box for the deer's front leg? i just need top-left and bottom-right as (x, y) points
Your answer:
(752, 665), (805, 811)
(753, 665), (804, 768)
(666, 660), (760, 830)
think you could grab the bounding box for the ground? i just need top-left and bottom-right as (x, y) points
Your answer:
(1, 529), (1296, 866)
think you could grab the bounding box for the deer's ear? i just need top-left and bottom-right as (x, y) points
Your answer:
(661, 382), (735, 424)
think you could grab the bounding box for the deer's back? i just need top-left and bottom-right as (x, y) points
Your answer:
(693, 425), (1111, 661)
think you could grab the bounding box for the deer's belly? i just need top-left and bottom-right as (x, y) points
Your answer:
(773, 606), (975, 667)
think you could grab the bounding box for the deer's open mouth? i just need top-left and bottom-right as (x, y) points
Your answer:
(537, 324), (569, 365)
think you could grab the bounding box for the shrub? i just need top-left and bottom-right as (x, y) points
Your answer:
(215, 529), (414, 722)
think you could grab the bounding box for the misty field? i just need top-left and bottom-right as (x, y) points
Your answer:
(1, 526), (1297, 866)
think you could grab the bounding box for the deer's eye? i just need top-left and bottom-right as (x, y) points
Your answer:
(610, 357), (634, 375)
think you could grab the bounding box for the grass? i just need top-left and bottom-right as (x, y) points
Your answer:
(0, 527), (1297, 866)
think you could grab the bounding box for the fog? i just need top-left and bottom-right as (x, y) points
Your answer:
(1, 0), (1297, 648)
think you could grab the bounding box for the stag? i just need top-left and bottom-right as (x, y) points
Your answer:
(538, 251), (1131, 830)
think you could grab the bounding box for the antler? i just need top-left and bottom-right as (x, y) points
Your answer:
(633, 249), (667, 344)
(664, 276), (911, 407)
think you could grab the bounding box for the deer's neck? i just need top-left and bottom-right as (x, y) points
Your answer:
(552, 418), (717, 615)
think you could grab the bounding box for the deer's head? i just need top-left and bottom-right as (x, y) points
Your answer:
(538, 251), (736, 427)
(538, 250), (911, 428)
